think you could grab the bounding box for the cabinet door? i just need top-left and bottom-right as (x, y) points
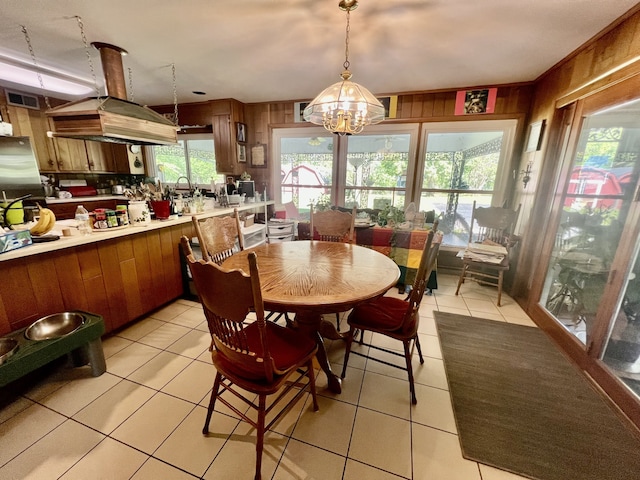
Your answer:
(54, 137), (90, 171)
(213, 114), (237, 174)
(8, 106), (58, 172)
(85, 141), (116, 172)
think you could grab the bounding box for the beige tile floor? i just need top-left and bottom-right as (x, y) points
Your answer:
(0, 274), (537, 480)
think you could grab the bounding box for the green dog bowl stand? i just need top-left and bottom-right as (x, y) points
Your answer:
(0, 311), (106, 388)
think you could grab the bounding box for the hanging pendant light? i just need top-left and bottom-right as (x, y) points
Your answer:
(303, 0), (385, 136)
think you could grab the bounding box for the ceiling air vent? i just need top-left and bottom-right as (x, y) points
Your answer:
(6, 90), (40, 110)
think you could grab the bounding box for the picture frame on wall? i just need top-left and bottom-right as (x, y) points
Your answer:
(251, 143), (267, 168)
(377, 96), (398, 119)
(454, 88), (498, 115)
(236, 122), (247, 143)
(526, 120), (546, 152)
(294, 102), (310, 123)
(237, 143), (246, 163)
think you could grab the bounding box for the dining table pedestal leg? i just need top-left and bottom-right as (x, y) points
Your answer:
(294, 311), (342, 394)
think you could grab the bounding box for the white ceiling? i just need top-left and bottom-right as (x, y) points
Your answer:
(0, 0), (638, 107)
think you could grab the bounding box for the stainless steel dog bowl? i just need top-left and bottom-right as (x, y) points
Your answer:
(25, 312), (85, 341)
(0, 338), (19, 365)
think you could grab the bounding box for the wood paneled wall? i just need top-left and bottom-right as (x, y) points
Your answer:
(243, 84), (535, 197)
(0, 223), (192, 335)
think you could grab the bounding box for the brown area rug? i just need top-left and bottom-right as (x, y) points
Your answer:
(434, 311), (640, 480)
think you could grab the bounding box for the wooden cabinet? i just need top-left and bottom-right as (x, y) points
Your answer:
(53, 136), (90, 171)
(6, 106), (58, 172)
(212, 99), (245, 175)
(151, 99), (245, 175)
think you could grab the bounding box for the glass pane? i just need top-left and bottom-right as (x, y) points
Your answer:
(344, 188), (405, 210)
(154, 140), (187, 184)
(541, 99), (640, 345)
(152, 137), (219, 188)
(422, 131), (503, 191)
(280, 135), (334, 218)
(345, 133), (410, 212)
(602, 243), (640, 400)
(419, 192), (492, 246)
(421, 129), (503, 245)
(185, 139), (218, 186)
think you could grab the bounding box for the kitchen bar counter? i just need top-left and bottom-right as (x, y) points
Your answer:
(1, 201), (273, 262)
(0, 201), (273, 337)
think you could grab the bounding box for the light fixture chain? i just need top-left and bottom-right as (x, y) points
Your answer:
(343, 8), (351, 71)
(128, 67), (134, 102)
(75, 15), (102, 99)
(172, 63), (179, 126)
(20, 25), (51, 110)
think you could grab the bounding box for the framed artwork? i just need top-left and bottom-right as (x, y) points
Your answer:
(237, 143), (246, 163)
(526, 120), (546, 152)
(294, 101), (310, 123)
(236, 122), (247, 143)
(377, 96), (398, 119)
(251, 143), (267, 168)
(454, 88), (498, 115)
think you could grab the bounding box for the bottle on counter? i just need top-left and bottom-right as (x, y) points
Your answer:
(75, 205), (92, 235)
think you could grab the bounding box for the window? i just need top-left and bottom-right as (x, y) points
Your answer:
(343, 124), (420, 211)
(273, 128), (336, 219)
(272, 120), (516, 245)
(417, 120), (517, 245)
(150, 134), (223, 189)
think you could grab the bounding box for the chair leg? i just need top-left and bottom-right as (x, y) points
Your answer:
(335, 313), (340, 331)
(497, 270), (504, 306)
(414, 334), (424, 364)
(203, 372), (222, 434)
(307, 359), (319, 411)
(403, 340), (418, 405)
(341, 326), (355, 379)
(455, 264), (468, 296)
(255, 395), (267, 480)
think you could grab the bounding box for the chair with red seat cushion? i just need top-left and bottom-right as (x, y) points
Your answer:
(340, 227), (440, 404)
(180, 236), (319, 480)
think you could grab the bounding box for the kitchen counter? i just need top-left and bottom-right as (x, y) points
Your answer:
(0, 200), (273, 336)
(45, 195), (128, 204)
(1, 201), (273, 262)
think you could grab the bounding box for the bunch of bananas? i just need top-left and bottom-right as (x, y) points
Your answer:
(30, 204), (56, 236)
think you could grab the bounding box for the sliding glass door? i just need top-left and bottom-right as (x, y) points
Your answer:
(540, 98), (640, 350)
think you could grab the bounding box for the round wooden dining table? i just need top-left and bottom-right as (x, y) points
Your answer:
(222, 240), (400, 393)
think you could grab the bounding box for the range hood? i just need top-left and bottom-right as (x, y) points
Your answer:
(46, 42), (178, 146)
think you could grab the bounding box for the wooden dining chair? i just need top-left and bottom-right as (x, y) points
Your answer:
(192, 208), (244, 264)
(455, 201), (521, 306)
(340, 228), (441, 404)
(310, 205), (356, 243)
(180, 236), (319, 480)
(310, 205), (357, 329)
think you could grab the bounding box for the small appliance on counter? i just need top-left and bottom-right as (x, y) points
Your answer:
(237, 180), (255, 198)
(59, 180), (97, 198)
